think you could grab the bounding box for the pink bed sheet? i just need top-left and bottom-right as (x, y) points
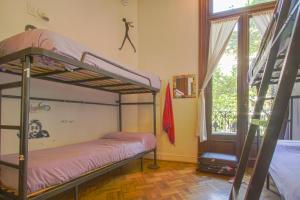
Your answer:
(102, 132), (156, 151)
(0, 133), (156, 194)
(0, 29), (161, 90)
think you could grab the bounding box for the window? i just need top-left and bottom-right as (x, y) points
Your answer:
(248, 16), (274, 136)
(212, 0), (275, 13)
(212, 24), (238, 135)
(249, 17), (264, 128)
(249, 17), (264, 65)
(203, 0), (276, 156)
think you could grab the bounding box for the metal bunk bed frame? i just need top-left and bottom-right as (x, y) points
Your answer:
(229, 0), (300, 199)
(0, 47), (160, 200)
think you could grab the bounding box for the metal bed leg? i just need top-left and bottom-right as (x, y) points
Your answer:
(148, 93), (160, 170)
(148, 151), (160, 170)
(74, 186), (79, 200)
(289, 98), (294, 140)
(140, 157), (144, 172)
(19, 56), (31, 200)
(118, 94), (122, 131)
(265, 173), (282, 197)
(266, 173), (270, 190)
(0, 89), (2, 158)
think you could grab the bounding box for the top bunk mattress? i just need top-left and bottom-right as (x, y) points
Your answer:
(0, 29), (161, 91)
(270, 140), (300, 200)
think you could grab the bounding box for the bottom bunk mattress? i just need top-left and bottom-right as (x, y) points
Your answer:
(0, 132), (155, 195)
(269, 140), (300, 200)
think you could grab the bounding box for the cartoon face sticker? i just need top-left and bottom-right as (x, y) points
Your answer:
(17, 120), (50, 139)
(30, 120), (42, 138)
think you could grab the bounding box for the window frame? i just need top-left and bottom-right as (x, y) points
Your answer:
(208, 1), (276, 20)
(210, 22), (239, 137)
(209, 0), (276, 15)
(204, 0), (276, 153)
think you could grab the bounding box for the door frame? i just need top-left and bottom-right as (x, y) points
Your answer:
(198, 0), (276, 157)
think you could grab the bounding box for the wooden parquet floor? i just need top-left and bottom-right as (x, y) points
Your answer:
(49, 160), (279, 200)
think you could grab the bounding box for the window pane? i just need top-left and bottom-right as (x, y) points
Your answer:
(212, 25), (238, 135)
(249, 18), (263, 65)
(249, 17), (275, 136)
(213, 0), (275, 13)
(249, 17), (263, 135)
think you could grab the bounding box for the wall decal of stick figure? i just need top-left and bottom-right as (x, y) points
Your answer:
(119, 18), (136, 53)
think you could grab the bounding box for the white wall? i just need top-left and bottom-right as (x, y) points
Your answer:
(0, 73), (118, 154)
(0, 0), (138, 67)
(137, 0), (199, 163)
(0, 0), (139, 154)
(0, 0), (200, 163)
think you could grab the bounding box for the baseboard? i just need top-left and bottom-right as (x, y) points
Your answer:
(144, 152), (197, 163)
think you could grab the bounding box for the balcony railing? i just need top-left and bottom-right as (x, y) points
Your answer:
(212, 110), (237, 135)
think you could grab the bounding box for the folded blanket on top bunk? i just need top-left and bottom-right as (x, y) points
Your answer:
(0, 29), (161, 90)
(270, 140), (300, 200)
(0, 132), (156, 194)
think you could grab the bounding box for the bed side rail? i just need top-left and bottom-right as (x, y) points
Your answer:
(80, 51), (152, 88)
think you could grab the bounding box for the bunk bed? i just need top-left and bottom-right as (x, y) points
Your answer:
(248, 0), (300, 87)
(267, 140), (300, 200)
(250, 1), (300, 199)
(0, 29), (161, 200)
(230, 0), (300, 199)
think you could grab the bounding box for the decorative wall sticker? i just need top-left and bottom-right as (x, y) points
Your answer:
(29, 120), (49, 139)
(61, 120), (75, 124)
(17, 120), (50, 139)
(25, 24), (37, 31)
(26, 0), (50, 22)
(119, 18), (136, 53)
(30, 102), (51, 113)
(121, 0), (129, 6)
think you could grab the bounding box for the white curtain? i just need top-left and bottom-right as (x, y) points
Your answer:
(252, 11), (273, 35)
(197, 17), (239, 142)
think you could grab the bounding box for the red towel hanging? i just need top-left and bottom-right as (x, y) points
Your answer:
(163, 83), (175, 144)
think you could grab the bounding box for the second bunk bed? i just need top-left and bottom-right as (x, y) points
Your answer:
(249, 1), (300, 200)
(230, 0), (300, 199)
(0, 29), (161, 200)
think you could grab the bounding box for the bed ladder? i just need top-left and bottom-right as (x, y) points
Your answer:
(229, 0), (300, 199)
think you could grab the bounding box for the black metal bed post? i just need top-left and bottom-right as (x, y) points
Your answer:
(229, 1), (290, 199)
(148, 92), (159, 169)
(74, 186), (78, 200)
(290, 98), (294, 140)
(0, 89), (2, 159)
(118, 94), (122, 131)
(266, 173), (270, 190)
(244, 5), (300, 199)
(19, 55), (31, 200)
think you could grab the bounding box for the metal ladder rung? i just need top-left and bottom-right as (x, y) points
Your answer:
(0, 160), (19, 169)
(0, 82), (21, 90)
(0, 125), (20, 130)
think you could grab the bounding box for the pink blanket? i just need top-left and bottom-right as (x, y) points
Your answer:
(0, 133), (156, 194)
(0, 29), (161, 90)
